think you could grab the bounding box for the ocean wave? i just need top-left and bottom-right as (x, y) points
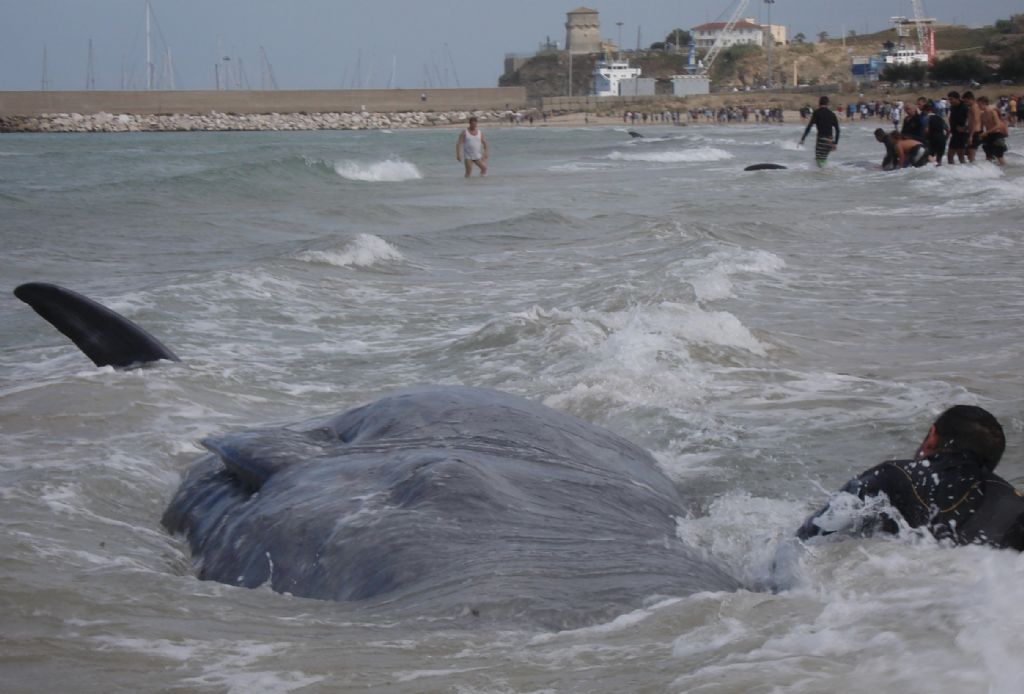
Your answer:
(547, 162), (616, 173)
(607, 147), (734, 163)
(332, 158), (422, 182)
(295, 233), (406, 268)
(673, 248), (787, 302)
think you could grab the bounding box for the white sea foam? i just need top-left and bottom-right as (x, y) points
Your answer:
(547, 161), (615, 173)
(333, 158), (422, 182)
(607, 147), (734, 163)
(295, 233), (405, 268)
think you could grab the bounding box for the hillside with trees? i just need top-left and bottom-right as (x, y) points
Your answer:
(498, 17), (1024, 99)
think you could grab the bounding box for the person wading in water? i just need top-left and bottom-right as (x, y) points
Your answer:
(799, 96), (840, 168)
(798, 405), (1024, 550)
(456, 116), (489, 178)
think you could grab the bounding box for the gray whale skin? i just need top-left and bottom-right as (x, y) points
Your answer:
(163, 386), (743, 624)
(13, 281), (743, 625)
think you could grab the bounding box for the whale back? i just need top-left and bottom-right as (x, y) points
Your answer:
(163, 386), (743, 625)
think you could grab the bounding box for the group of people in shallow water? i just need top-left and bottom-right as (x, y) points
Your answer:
(799, 92), (1011, 169)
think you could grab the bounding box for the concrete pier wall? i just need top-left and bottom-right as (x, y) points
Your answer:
(0, 88), (527, 117)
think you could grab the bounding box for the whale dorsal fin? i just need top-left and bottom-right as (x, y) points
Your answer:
(14, 282), (179, 369)
(201, 430), (322, 491)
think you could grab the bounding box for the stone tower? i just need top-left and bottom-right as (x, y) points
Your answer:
(565, 7), (600, 54)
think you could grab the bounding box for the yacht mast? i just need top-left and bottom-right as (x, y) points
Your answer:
(146, 1), (153, 90)
(86, 38), (97, 90)
(41, 45), (50, 91)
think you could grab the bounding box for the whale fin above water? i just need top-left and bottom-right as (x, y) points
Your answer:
(201, 430), (324, 491)
(14, 282), (179, 369)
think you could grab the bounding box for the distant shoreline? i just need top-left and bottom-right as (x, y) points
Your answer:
(0, 108), (811, 134)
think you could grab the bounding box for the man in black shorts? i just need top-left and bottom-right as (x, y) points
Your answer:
(946, 91), (969, 164)
(799, 96), (840, 168)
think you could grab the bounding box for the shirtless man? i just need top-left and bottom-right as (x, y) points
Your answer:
(978, 96), (1009, 166)
(456, 116), (489, 177)
(890, 131), (929, 168)
(962, 91), (982, 163)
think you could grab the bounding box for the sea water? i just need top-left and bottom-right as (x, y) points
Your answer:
(1, 122), (1023, 692)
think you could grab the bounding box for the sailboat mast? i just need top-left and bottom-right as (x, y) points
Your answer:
(86, 38), (97, 90)
(146, 1), (153, 90)
(41, 45), (50, 91)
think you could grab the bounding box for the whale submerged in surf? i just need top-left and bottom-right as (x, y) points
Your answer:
(15, 282), (744, 625)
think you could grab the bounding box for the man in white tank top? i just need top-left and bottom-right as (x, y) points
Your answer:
(456, 116), (488, 177)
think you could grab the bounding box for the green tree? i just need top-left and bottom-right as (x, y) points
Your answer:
(929, 53), (989, 82)
(817, 31), (829, 43)
(711, 44), (762, 82)
(665, 28), (692, 48)
(880, 62), (927, 82)
(998, 47), (1024, 80)
(793, 32), (806, 44)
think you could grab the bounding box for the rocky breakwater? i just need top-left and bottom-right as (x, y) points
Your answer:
(0, 109), (508, 133)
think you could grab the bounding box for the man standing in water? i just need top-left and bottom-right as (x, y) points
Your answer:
(799, 96), (840, 167)
(978, 96), (1009, 166)
(456, 116), (488, 177)
(946, 91), (969, 165)
(963, 91), (982, 163)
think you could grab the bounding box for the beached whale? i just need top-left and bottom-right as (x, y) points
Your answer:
(15, 282), (744, 625)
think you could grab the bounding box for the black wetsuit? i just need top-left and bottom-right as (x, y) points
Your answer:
(798, 452), (1024, 549)
(901, 112), (926, 142)
(948, 103), (969, 150)
(926, 113), (949, 159)
(801, 107), (840, 162)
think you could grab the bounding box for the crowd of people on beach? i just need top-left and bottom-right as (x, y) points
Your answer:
(799, 91), (1016, 169)
(622, 106), (785, 125)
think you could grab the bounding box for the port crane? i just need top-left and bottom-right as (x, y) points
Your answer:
(697, 0), (751, 77)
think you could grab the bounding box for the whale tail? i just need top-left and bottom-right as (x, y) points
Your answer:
(14, 282), (179, 369)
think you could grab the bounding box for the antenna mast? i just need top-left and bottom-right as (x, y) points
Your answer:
(146, 1), (154, 89)
(86, 39), (97, 89)
(41, 45), (50, 91)
(260, 46), (279, 89)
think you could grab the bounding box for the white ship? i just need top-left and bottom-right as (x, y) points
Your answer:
(592, 59), (641, 97)
(883, 47), (929, 65)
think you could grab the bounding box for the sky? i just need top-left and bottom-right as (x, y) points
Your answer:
(0, 0), (1017, 91)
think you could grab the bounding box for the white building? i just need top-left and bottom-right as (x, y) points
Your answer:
(691, 19), (763, 50)
(592, 59), (642, 97)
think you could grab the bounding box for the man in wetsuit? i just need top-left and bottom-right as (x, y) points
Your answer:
(946, 91), (969, 165)
(799, 96), (840, 168)
(900, 102), (927, 143)
(798, 405), (1024, 550)
(922, 101), (949, 166)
